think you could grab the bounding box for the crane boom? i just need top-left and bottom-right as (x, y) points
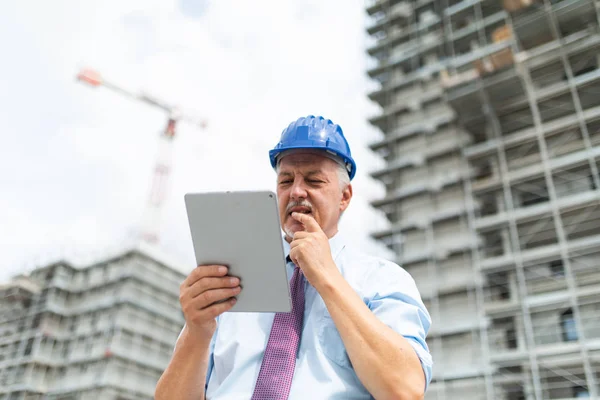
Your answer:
(76, 67), (206, 245)
(78, 68), (173, 113)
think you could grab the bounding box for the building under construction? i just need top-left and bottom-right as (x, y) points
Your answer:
(366, 0), (600, 398)
(0, 244), (185, 400)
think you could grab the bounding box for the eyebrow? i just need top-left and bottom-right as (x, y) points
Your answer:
(278, 170), (325, 178)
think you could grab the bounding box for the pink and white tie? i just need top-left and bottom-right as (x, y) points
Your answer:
(251, 263), (305, 400)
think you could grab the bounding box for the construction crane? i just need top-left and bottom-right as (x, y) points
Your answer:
(76, 67), (207, 245)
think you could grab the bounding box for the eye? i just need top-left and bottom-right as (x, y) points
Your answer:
(279, 180), (292, 185)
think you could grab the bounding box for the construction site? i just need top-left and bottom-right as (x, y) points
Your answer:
(2, 0), (600, 398)
(0, 244), (185, 400)
(366, 0), (600, 398)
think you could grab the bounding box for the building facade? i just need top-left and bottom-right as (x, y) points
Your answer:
(365, 0), (600, 398)
(0, 246), (185, 400)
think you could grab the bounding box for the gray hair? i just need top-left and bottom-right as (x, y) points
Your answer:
(335, 163), (351, 190)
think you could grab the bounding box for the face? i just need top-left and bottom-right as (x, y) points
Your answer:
(276, 152), (352, 241)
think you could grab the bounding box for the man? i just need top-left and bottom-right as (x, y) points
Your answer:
(156, 115), (432, 399)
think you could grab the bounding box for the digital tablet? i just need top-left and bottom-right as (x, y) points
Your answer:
(184, 190), (291, 313)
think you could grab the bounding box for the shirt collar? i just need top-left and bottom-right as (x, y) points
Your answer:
(282, 231), (346, 264)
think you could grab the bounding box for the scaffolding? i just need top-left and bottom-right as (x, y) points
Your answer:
(0, 244), (186, 400)
(366, 0), (600, 398)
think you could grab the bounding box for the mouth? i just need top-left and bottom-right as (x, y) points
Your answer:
(288, 206), (312, 216)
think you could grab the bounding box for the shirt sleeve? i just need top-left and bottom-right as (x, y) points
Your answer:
(205, 327), (217, 389)
(364, 260), (433, 390)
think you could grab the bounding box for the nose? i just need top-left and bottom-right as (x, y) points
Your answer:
(290, 178), (308, 201)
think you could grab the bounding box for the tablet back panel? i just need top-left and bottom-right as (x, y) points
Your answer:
(184, 191), (291, 313)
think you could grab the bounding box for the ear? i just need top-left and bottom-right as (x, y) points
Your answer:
(340, 184), (353, 212)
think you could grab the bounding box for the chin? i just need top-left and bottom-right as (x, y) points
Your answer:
(284, 224), (303, 239)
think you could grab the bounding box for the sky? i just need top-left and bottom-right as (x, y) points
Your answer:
(0, 0), (393, 280)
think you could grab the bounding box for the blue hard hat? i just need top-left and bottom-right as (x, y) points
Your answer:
(269, 115), (356, 180)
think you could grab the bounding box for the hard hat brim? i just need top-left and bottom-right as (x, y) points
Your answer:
(269, 145), (356, 180)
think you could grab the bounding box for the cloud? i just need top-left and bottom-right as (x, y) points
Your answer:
(0, 0), (392, 281)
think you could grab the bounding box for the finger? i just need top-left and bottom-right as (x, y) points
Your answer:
(197, 297), (238, 320)
(291, 212), (321, 233)
(190, 287), (242, 309)
(183, 265), (228, 288)
(289, 248), (300, 266)
(291, 231), (310, 241)
(187, 276), (241, 299)
(290, 237), (309, 250)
